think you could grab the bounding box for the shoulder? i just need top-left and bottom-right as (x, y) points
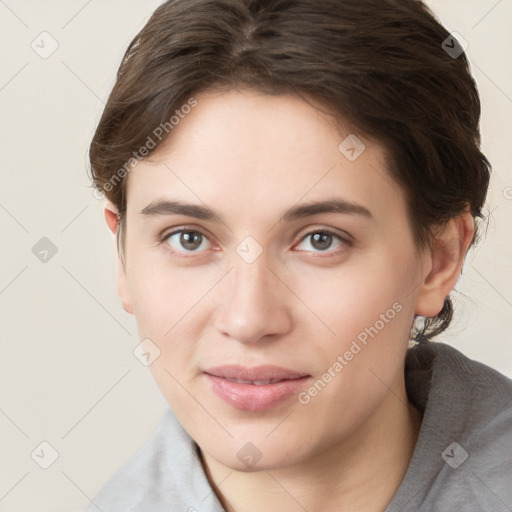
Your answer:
(429, 342), (512, 468)
(390, 342), (512, 512)
(407, 340), (512, 415)
(427, 341), (512, 427)
(82, 409), (178, 512)
(429, 343), (512, 510)
(82, 407), (221, 512)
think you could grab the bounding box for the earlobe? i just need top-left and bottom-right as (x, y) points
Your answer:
(104, 201), (120, 235)
(415, 210), (474, 318)
(104, 201), (134, 315)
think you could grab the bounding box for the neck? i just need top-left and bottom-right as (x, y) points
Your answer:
(200, 373), (422, 512)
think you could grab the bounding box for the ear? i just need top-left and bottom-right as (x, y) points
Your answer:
(414, 208), (475, 317)
(104, 201), (134, 315)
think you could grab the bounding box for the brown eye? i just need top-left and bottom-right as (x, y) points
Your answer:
(310, 232), (334, 251)
(163, 229), (211, 254)
(295, 230), (348, 254)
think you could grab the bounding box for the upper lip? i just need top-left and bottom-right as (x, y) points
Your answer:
(204, 365), (309, 382)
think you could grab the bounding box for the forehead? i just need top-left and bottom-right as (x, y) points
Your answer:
(125, 89), (407, 228)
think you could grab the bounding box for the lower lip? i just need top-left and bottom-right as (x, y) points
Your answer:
(204, 374), (311, 411)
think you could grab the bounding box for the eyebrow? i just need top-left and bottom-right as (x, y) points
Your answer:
(139, 198), (373, 223)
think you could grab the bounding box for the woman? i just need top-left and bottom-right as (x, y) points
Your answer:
(85, 0), (512, 510)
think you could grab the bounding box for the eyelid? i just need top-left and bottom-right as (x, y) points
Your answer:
(161, 225), (213, 242)
(295, 225), (353, 244)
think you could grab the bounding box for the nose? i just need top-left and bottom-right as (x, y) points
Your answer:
(213, 254), (293, 345)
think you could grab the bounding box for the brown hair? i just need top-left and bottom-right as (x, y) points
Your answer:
(88, 0), (491, 342)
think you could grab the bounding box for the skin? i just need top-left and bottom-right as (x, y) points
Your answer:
(104, 89), (474, 512)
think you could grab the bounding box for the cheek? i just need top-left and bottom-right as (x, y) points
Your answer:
(126, 253), (216, 337)
(294, 248), (417, 346)
(127, 266), (202, 410)
(125, 258), (216, 396)
(292, 248), (418, 410)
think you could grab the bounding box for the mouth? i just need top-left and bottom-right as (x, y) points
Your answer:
(203, 365), (312, 411)
(218, 377), (293, 385)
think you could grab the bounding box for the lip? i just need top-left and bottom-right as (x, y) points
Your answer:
(204, 365), (311, 411)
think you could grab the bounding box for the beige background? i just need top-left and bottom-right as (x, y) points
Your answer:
(0, 1), (510, 511)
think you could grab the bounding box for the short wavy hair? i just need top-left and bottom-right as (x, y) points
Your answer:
(89, 0), (491, 342)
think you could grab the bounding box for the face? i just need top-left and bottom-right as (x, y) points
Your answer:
(114, 89), (431, 471)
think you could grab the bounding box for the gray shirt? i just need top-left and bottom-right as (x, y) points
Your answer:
(84, 342), (512, 511)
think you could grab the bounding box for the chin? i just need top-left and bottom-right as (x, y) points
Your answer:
(199, 430), (313, 473)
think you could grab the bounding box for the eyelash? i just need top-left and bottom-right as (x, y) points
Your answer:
(159, 226), (352, 258)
